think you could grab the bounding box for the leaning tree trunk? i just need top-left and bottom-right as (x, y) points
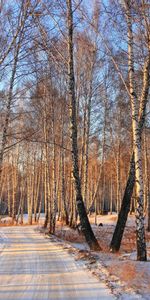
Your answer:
(66, 0), (100, 251)
(110, 153), (135, 252)
(110, 35), (150, 254)
(111, 1), (148, 261)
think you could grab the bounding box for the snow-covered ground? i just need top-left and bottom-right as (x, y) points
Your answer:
(0, 213), (45, 225)
(0, 213), (150, 299)
(0, 225), (115, 300)
(55, 214), (150, 299)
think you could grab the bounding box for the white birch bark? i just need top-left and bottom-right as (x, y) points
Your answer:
(124, 0), (147, 261)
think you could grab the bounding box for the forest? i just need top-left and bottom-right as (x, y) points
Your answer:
(0, 2), (150, 295)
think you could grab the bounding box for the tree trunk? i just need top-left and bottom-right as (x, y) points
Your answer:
(143, 130), (148, 213)
(66, 0), (100, 250)
(51, 104), (57, 234)
(83, 79), (93, 210)
(7, 171), (11, 217)
(88, 102), (106, 213)
(43, 107), (48, 228)
(61, 128), (69, 225)
(145, 130), (150, 231)
(110, 174), (113, 214)
(110, 7), (150, 253)
(116, 140), (121, 213)
(20, 180), (24, 225)
(37, 161), (44, 223)
(110, 153), (135, 251)
(111, 1), (148, 261)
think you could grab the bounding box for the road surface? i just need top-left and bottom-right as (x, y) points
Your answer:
(0, 226), (115, 300)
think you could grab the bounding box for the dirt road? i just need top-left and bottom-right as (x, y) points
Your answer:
(0, 226), (115, 300)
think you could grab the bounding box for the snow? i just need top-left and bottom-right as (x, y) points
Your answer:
(1, 213), (150, 299)
(55, 213), (150, 299)
(0, 216), (13, 224)
(0, 225), (115, 300)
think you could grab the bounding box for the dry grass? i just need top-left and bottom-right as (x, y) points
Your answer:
(56, 226), (85, 243)
(56, 216), (150, 255)
(109, 262), (136, 281)
(108, 215), (118, 222)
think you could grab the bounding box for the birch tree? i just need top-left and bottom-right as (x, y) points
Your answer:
(66, 0), (100, 250)
(109, 0), (150, 253)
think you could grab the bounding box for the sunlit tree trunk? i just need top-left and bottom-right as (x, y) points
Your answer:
(51, 102), (57, 234)
(111, 1), (147, 261)
(20, 175), (24, 225)
(27, 170), (33, 225)
(61, 118), (69, 224)
(43, 103), (48, 228)
(12, 165), (17, 222)
(83, 72), (93, 210)
(110, 174), (113, 214)
(7, 172), (11, 217)
(143, 130), (148, 213)
(80, 104), (87, 185)
(116, 139), (121, 213)
(12, 147), (19, 222)
(144, 130), (150, 231)
(27, 149), (33, 225)
(125, 2), (147, 261)
(37, 160), (44, 223)
(110, 11), (150, 254)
